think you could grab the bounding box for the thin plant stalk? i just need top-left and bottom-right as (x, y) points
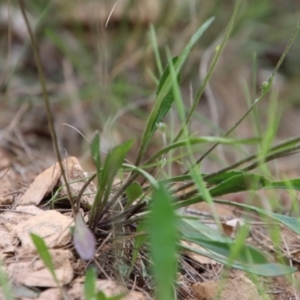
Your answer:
(18, 0), (76, 215)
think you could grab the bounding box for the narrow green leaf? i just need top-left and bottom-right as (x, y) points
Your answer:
(209, 173), (271, 197)
(10, 284), (39, 299)
(135, 17), (214, 165)
(30, 233), (59, 285)
(214, 200), (300, 236)
(90, 139), (134, 228)
(179, 219), (268, 264)
(90, 132), (101, 186)
(149, 24), (163, 76)
(96, 291), (107, 300)
(205, 170), (246, 185)
(84, 267), (96, 300)
(179, 219), (296, 276)
(95, 291), (124, 300)
(148, 184), (178, 300)
(101, 139), (134, 197)
(267, 178), (300, 190)
(0, 262), (14, 300)
(123, 163), (159, 188)
(182, 244), (296, 276)
(148, 57), (181, 139)
(161, 171), (245, 185)
(125, 182), (143, 209)
(144, 138), (260, 167)
(128, 221), (147, 277)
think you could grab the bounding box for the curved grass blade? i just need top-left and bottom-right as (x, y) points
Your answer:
(209, 173), (271, 197)
(90, 132), (101, 186)
(176, 173), (300, 209)
(30, 233), (59, 286)
(144, 137), (260, 167)
(125, 182), (143, 209)
(209, 173), (300, 197)
(179, 219), (268, 263)
(0, 262), (13, 300)
(213, 200), (300, 236)
(179, 218), (296, 276)
(182, 243), (296, 276)
(89, 139), (134, 229)
(148, 184), (178, 300)
(128, 221), (147, 277)
(148, 57), (181, 140)
(267, 179), (300, 190)
(135, 17), (215, 165)
(84, 267), (96, 300)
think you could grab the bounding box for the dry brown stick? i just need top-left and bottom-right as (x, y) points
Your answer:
(18, 0), (76, 216)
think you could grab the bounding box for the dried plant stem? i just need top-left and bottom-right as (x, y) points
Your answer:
(18, 0), (76, 215)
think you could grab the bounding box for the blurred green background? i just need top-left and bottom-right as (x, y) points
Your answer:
(0, 0), (299, 173)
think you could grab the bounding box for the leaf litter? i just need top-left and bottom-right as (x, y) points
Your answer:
(1, 2), (300, 299)
(0, 150), (298, 300)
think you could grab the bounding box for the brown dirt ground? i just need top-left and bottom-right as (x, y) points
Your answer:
(1, 1), (300, 299)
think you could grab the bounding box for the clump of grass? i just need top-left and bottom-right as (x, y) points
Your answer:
(17, 0), (300, 299)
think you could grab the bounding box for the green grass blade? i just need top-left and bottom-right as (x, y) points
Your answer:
(125, 182), (143, 209)
(161, 170), (249, 185)
(148, 184), (178, 300)
(266, 179), (300, 190)
(179, 218), (296, 276)
(179, 218), (267, 264)
(148, 57), (181, 140)
(89, 139), (134, 228)
(135, 17), (214, 165)
(213, 200), (300, 236)
(95, 292), (123, 300)
(174, 0), (241, 142)
(144, 137), (260, 166)
(122, 163), (159, 188)
(176, 175), (300, 208)
(182, 243), (296, 276)
(90, 132), (102, 186)
(205, 170), (246, 184)
(0, 261), (14, 300)
(128, 221), (147, 277)
(149, 24), (163, 76)
(84, 267), (96, 300)
(209, 173), (271, 197)
(209, 174), (300, 197)
(30, 233), (59, 286)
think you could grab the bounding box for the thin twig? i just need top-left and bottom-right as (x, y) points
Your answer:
(18, 0), (76, 215)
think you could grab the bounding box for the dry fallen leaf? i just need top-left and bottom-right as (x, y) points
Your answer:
(222, 218), (245, 238)
(17, 156), (96, 208)
(73, 212), (95, 260)
(0, 148), (17, 206)
(181, 240), (218, 265)
(192, 270), (262, 300)
(7, 249), (74, 287)
(58, 156), (96, 209)
(0, 225), (17, 260)
(17, 159), (62, 206)
(16, 210), (73, 250)
(22, 288), (62, 300)
(68, 279), (146, 300)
